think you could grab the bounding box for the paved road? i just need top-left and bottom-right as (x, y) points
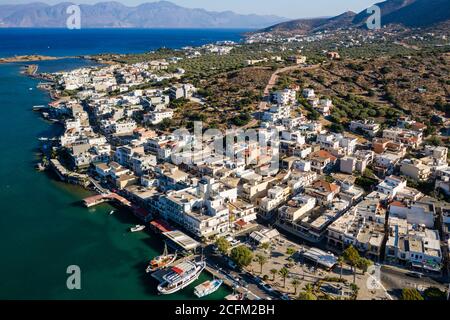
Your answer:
(380, 265), (448, 296)
(257, 64), (320, 112)
(241, 64), (320, 130)
(203, 246), (273, 300)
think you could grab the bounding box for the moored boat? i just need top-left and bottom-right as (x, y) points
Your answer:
(130, 225), (145, 233)
(157, 260), (206, 295)
(194, 279), (223, 298)
(146, 243), (177, 273)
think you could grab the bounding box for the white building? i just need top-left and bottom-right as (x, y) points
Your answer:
(302, 88), (315, 99)
(169, 83), (196, 100)
(389, 201), (435, 229)
(273, 89), (297, 106)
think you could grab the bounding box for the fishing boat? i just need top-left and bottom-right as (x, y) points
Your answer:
(130, 225), (145, 233)
(157, 260), (206, 295)
(194, 279), (223, 298)
(32, 105), (46, 111)
(146, 243), (177, 273)
(225, 293), (246, 300)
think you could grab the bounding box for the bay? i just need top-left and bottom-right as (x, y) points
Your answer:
(0, 28), (243, 300)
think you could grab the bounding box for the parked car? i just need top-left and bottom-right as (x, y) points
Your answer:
(227, 260), (238, 270)
(280, 293), (291, 301)
(230, 239), (241, 247)
(406, 271), (424, 279)
(261, 283), (274, 293)
(239, 279), (249, 288)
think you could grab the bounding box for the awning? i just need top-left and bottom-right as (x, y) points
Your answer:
(172, 267), (183, 275)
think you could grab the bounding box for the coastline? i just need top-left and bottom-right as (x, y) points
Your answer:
(0, 29), (248, 300)
(0, 55), (71, 64)
(26, 54), (236, 299)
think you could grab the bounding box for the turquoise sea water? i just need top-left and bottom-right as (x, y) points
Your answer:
(0, 29), (241, 300)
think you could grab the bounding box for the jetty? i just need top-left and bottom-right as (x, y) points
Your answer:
(49, 159), (90, 187)
(83, 193), (132, 208)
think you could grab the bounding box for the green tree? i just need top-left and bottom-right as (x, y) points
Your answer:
(342, 246), (361, 283)
(291, 279), (300, 295)
(356, 258), (373, 274)
(337, 256), (345, 280)
(286, 247), (296, 256)
(423, 287), (446, 301)
(307, 110), (321, 121)
(427, 135), (442, 146)
(230, 246), (253, 269)
(270, 268), (278, 281)
(400, 288), (424, 301)
(298, 291), (317, 300)
(279, 267), (290, 288)
(256, 254), (268, 274)
(215, 237), (230, 255)
(298, 284), (316, 300)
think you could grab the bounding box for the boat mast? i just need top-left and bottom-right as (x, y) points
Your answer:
(163, 242), (168, 256)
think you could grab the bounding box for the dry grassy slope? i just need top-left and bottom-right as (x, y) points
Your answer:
(287, 52), (449, 119)
(172, 67), (273, 129)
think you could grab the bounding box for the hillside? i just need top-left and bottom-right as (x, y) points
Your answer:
(261, 0), (450, 34)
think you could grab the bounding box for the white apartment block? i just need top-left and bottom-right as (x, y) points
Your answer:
(273, 89), (297, 106)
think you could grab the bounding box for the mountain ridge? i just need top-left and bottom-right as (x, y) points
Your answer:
(261, 0), (450, 34)
(0, 1), (288, 28)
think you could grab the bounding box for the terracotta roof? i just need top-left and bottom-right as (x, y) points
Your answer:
(312, 180), (339, 193)
(390, 201), (406, 208)
(235, 220), (247, 227)
(310, 150), (337, 162)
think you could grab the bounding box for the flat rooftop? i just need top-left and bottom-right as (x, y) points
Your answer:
(163, 230), (200, 252)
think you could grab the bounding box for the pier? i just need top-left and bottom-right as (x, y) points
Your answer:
(149, 253), (261, 300)
(83, 193), (132, 208)
(49, 159), (90, 187)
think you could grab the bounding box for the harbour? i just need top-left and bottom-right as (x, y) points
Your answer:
(0, 28), (245, 299)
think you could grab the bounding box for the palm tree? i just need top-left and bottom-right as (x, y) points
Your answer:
(298, 283), (316, 300)
(279, 267), (290, 288)
(291, 279), (300, 295)
(256, 254), (268, 274)
(304, 283), (314, 294)
(260, 242), (271, 254)
(270, 268), (277, 281)
(337, 256), (344, 280)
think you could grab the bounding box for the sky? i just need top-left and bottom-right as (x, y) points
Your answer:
(0, 0), (380, 19)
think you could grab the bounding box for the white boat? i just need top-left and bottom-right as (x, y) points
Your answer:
(157, 260), (206, 295)
(194, 279), (223, 298)
(109, 210), (115, 215)
(146, 243), (177, 273)
(130, 225), (145, 233)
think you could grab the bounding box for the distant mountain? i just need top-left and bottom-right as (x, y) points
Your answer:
(353, 0), (450, 27)
(261, 11), (357, 35)
(261, 0), (450, 34)
(0, 1), (287, 28)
